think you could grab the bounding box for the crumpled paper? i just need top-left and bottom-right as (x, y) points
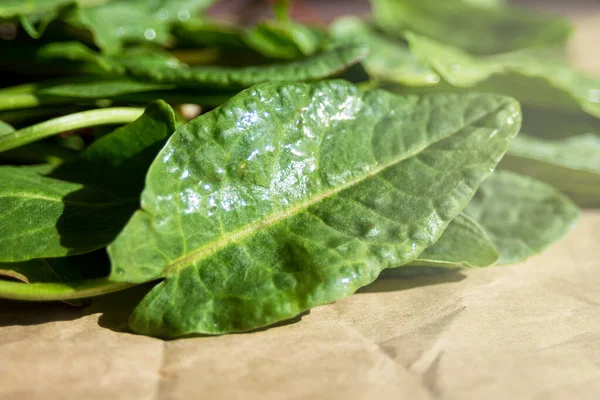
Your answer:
(1, 211), (599, 400)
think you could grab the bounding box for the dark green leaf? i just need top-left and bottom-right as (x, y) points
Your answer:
(107, 81), (520, 337)
(464, 171), (579, 264)
(371, 0), (572, 55)
(244, 21), (325, 59)
(0, 101), (175, 262)
(119, 46), (369, 90)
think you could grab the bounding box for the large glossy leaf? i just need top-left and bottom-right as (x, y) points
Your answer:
(329, 17), (439, 86)
(120, 46), (368, 90)
(0, 101), (175, 262)
(370, 0), (572, 55)
(107, 81), (520, 337)
(412, 213), (498, 268)
(405, 32), (600, 118)
(464, 171), (579, 264)
(501, 134), (600, 207)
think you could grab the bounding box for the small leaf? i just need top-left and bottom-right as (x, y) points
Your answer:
(245, 20), (325, 59)
(501, 134), (600, 207)
(412, 213), (499, 268)
(371, 0), (572, 55)
(464, 170), (580, 264)
(329, 17), (439, 86)
(120, 46), (369, 90)
(108, 80), (520, 337)
(405, 32), (600, 119)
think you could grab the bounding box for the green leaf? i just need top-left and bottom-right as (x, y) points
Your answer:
(405, 32), (600, 118)
(0, 101), (175, 262)
(119, 46), (369, 90)
(329, 17), (439, 86)
(501, 134), (600, 207)
(107, 80), (520, 337)
(371, 0), (572, 55)
(172, 19), (247, 50)
(464, 171), (579, 264)
(0, 78), (227, 112)
(61, 0), (215, 54)
(0, 0), (110, 19)
(412, 213), (498, 268)
(244, 20), (325, 59)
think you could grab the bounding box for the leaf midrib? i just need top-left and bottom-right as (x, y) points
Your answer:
(162, 100), (510, 277)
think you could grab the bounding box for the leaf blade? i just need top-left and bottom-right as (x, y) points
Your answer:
(108, 81), (520, 337)
(464, 170), (580, 264)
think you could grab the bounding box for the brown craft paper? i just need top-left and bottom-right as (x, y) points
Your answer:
(1, 6), (600, 400)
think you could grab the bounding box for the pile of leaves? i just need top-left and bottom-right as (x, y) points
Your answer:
(0, 0), (598, 338)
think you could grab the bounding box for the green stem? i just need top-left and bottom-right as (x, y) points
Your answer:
(0, 107), (144, 152)
(274, 0), (292, 24)
(0, 278), (137, 301)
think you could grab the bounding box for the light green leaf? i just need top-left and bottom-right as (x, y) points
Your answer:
(329, 17), (439, 86)
(0, 169), (136, 261)
(464, 171), (579, 264)
(412, 213), (498, 268)
(0, 101), (175, 262)
(62, 0), (215, 54)
(405, 32), (600, 118)
(371, 0), (572, 55)
(0, 0), (110, 19)
(108, 81), (520, 337)
(501, 134), (600, 207)
(0, 120), (14, 136)
(120, 46), (368, 90)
